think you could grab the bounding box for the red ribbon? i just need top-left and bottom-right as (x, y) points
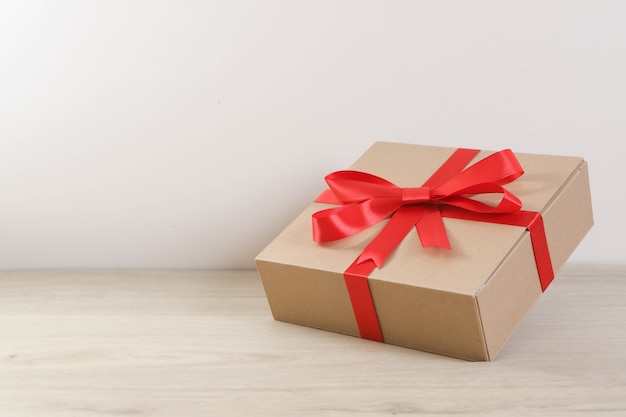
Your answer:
(313, 148), (554, 343)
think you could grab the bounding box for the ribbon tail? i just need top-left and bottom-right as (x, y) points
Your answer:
(416, 205), (451, 249)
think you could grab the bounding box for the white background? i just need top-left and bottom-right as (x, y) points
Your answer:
(1, 1), (624, 270)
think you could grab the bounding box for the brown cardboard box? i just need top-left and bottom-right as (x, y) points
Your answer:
(255, 142), (593, 361)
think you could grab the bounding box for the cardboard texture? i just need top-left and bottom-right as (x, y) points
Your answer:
(255, 142), (593, 361)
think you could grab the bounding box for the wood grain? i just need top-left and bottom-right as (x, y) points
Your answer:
(0, 266), (624, 416)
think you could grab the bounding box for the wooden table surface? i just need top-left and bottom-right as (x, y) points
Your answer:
(1, 265), (624, 416)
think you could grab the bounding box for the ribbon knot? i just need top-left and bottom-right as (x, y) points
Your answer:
(401, 187), (431, 204)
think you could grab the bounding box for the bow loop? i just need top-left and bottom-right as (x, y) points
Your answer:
(324, 170), (399, 204)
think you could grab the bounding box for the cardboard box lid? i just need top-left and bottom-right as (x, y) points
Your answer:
(256, 142), (585, 296)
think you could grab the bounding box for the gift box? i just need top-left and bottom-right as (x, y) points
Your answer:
(255, 142), (593, 361)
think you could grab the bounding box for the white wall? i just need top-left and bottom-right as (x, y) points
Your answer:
(1, 1), (624, 269)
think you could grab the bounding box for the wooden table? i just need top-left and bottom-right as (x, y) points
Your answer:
(1, 266), (624, 416)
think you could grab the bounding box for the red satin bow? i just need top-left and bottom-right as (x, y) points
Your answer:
(313, 149), (525, 267)
(311, 148), (554, 342)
